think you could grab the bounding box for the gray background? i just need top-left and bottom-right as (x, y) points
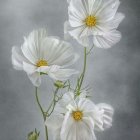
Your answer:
(0, 0), (140, 140)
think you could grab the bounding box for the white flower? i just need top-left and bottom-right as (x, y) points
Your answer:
(65, 0), (125, 48)
(12, 29), (79, 87)
(45, 92), (114, 140)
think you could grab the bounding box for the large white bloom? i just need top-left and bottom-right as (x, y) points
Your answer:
(45, 92), (114, 140)
(65, 0), (125, 48)
(12, 29), (79, 87)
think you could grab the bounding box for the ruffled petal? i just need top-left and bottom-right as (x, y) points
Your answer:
(21, 29), (48, 64)
(48, 40), (79, 67)
(12, 46), (25, 70)
(78, 98), (96, 112)
(96, 103), (114, 130)
(93, 30), (121, 48)
(68, 0), (87, 28)
(60, 112), (74, 140)
(96, 0), (120, 23)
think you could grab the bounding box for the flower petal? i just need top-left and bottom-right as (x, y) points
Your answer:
(48, 66), (78, 81)
(96, 0), (120, 22)
(45, 114), (63, 131)
(12, 46), (25, 70)
(27, 72), (41, 87)
(96, 103), (114, 130)
(78, 98), (96, 112)
(21, 29), (48, 64)
(60, 112), (74, 140)
(68, 0), (87, 28)
(93, 30), (121, 48)
(49, 41), (79, 67)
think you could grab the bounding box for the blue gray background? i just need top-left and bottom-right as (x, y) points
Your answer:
(0, 0), (140, 140)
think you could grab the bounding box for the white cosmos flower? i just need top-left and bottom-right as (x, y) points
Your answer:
(12, 29), (79, 87)
(65, 0), (125, 48)
(45, 92), (114, 140)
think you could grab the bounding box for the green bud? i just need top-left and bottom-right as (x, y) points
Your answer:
(54, 81), (64, 88)
(28, 129), (39, 140)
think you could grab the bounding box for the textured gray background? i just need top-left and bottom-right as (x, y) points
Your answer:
(0, 0), (140, 140)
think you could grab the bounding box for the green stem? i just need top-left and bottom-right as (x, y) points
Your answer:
(76, 47), (87, 94)
(35, 87), (48, 140)
(47, 87), (59, 116)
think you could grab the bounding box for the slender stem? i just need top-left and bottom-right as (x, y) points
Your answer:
(35, 87), (48, 140)
(79, 47), (87, 89)
(47, 87), (59, 116)
(76, 47), (87, 94)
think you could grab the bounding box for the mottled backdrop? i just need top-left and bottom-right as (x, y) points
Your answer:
(0, 0), (140, 140)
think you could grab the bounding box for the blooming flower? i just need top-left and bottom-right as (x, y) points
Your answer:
(65, 0), (125, 48)
(12, 29), (79, 87)
(45, 92), (114, 140)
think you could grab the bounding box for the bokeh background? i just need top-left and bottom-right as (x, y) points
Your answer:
(0, 0), (140, 140)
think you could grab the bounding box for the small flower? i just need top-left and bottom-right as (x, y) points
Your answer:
(45, 92), (114, 140)
(12, 28), (79, 87)
(65, 0), (125, 48)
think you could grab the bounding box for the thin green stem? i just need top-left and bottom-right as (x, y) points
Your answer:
(76, 47), (87, 94)
(47, 87), (59, 116)
(35, 87), (48, 140)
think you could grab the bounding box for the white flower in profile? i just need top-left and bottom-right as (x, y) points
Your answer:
(12, 29), (79, 87)
(45, 92), (114, 140)
(65, 0), (125, 48)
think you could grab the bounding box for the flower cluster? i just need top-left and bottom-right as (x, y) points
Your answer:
(11, 0), (124, 140)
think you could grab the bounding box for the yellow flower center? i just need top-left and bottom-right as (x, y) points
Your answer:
(85, 15), (96, 27)
(72, 111), (83, 121)
(36, 60), (48, 67)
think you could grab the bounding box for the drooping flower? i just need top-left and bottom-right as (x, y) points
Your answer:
(45, 92), (114, 140)
(65, 0), (125, 48)
(12, 29), (79, 87)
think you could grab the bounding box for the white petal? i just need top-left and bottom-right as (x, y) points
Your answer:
(64, 21), (72, 40)
(23, 62), (36, 74)
(83, 117), (97, 140)
(91, 0), (103, 15)
(45, 114), (63, 130)
(96, 103), (114, 130)
(93, 30), (121, 48)
(21, 28), (49, 64)
(76, 121), (95, 140)
(40, 37), (60, 63)
(59, 92), (75, 107)
(68, 25), (86, 40)
(96, 0), (120, 22)
(36, 65), (60, 73)
(78, 36), (92, 47)
(48, 66), (79, 81)
(54, 92), (75, 113)
(23, 62), (41, 86)
(78, 98), (96, 112)
(108, 13), (125, 29)
(27, 72), (41, 87)
(68, 0), (87, 27)
(60, 112), (74, 140)
(49, 41), (79, 67)
(12, 46), (25, 70)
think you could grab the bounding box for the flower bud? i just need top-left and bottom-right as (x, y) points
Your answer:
(28, 129), (39, 140)
(54, 80), (64, 88)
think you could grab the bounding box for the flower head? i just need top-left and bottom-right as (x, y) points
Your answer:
(12, 28), (79, 87)
(65, 0), (125, 48)
(45, 92), (114, 140)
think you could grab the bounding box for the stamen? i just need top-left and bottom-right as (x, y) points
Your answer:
(36, 60), (48, 67)
(85, 15), (96, 27)
(72, 111), (83, 121)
